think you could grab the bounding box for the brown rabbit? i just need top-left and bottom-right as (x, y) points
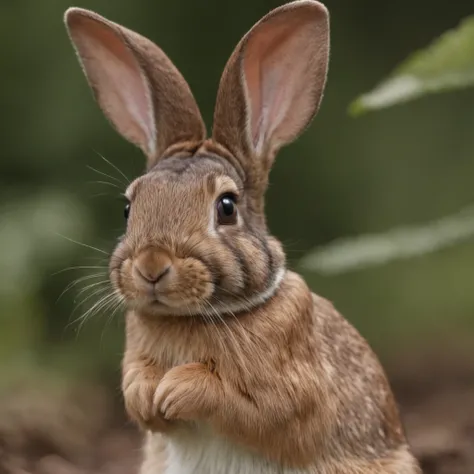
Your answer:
(64, 2), (421, 473)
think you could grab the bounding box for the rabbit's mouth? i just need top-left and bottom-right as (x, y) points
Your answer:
(110, 247), (216, 317)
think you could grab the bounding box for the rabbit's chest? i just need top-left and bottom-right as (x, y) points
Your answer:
(148, 428), (309, 474)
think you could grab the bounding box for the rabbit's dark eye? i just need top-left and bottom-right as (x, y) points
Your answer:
(124, 203), (131, 220)
(217, 194), (237, 225)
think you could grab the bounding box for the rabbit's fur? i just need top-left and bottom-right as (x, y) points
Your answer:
(64, 1), (421, 473)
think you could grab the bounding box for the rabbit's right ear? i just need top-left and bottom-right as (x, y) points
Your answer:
(64, 8), (206, 167)
(212, 1), (329, 184)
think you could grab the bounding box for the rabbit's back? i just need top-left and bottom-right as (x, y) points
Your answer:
(309, 293), (406, 456)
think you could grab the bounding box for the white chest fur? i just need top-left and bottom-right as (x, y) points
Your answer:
(140, 428), (309, 474)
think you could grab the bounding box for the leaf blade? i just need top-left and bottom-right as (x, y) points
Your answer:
(299, 204), (474, 274)
(350, 16), (474, 115)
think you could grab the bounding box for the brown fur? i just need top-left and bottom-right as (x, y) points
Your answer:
(64, 1), (421, 472)
(124, 274), (416, 468)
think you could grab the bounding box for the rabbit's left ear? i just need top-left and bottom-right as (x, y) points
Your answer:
(64, 8), (206, 168)
(212, 0), (329, 173)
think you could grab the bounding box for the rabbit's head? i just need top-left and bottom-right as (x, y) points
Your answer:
(65, 1), (330, 317)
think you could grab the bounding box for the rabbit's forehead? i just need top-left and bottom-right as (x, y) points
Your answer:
(126, 156), (241, 202)
(125, 157), (241, 218)
(125, 168), (239, 238)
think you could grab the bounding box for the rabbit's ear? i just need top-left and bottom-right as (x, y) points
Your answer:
(64, 8), (206, 167)
(212, 0), (329, 173)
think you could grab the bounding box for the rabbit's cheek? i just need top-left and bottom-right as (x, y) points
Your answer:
(235, 234), (269, 293)
(110, 257), (136, 299)
(121, 259), (137, 291)
(160, 257), (214, 306)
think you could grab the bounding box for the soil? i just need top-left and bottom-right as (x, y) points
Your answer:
(1, 355), (473, 474)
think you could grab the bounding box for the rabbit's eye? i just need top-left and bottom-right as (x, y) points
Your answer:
(217, 194), (237, 225)
(124, 203), (131, 220)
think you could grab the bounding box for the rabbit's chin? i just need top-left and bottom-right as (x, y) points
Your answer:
(125, 295), (215, 318)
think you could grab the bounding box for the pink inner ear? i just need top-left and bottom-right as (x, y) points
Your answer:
(244, 24), (291, 148)
(243, 9), (327, 153)
(70, 17), (156, 156)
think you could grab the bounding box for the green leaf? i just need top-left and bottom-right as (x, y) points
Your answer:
(299, 204), (474, 274)
(350, 16), (474, 115)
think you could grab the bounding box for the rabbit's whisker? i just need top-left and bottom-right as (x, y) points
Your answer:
(75, 291), (119, 331)
(55, 234), (109, 255)
(88, 180), (124, 190)
(65, 285), (111, 331)
(94, 150), (131, 184)
(53, 265), (108, 276)
(87, 165), (126, 187)
(57, 272), (108, 302)
(71, 285), (112, 317)
(75, 279), (111, 298)
(101, 294), (126, 344)
(201, 302), (226, 352)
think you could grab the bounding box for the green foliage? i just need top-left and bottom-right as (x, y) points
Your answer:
(350, 16), (474, 115)
(0, 192), (91, 363)
(300, 204), (474, 274)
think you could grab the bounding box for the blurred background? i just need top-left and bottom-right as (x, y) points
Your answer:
(1, 0), (473, 472)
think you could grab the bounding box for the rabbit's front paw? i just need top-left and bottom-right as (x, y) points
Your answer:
(123, 372), (171, 432)
(154, 362), (221, 422)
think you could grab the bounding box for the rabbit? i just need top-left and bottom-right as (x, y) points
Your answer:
(64, 1), (421, 473)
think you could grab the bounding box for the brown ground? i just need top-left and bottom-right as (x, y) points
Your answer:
(1, 352), (473, 474)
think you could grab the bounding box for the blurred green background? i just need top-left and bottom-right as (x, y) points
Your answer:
(2, 0), (474, 387)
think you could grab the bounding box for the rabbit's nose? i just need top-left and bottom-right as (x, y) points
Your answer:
(133, 249), (172, 285)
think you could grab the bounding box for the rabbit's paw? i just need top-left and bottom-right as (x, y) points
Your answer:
(123, 373), (171, 432)
(154, 362), (221, 421)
